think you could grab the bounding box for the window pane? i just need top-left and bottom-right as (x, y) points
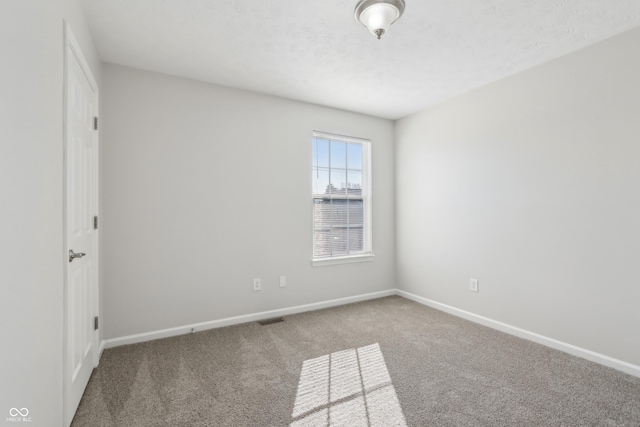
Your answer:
(346, 170), (362, 196)
(313, 199), (331, 228)
(331, 227), (348, 256)
(330, 169), (347, 196)
(347, 143), (362, 170)
(314, 232), (332, 257)
(313, 199), (331, 257)
(313, 167), (330, 196)
(330, 199), (348, 227)
(330, 141), (346, 169)
(348, 227), (364, 253)
(313, 138), (330, 168)
(348, 200), (363, 225)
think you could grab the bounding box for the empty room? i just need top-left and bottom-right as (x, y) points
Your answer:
(2, 0), (640, 426)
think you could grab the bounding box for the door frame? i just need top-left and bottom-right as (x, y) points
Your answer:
(62, 21), (100, 425)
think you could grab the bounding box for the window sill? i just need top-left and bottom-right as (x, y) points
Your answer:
(311, 254), (375, 267)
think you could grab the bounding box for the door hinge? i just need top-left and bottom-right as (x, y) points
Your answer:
(94, 116), (99, 131)
(94, 316), (99, 330)
(94, 215), (98, 230)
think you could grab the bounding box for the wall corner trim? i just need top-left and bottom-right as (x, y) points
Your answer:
(396, 289), (640, 379)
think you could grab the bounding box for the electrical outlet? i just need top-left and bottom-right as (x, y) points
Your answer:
(470, 279), (479, 293)
(280, 275), (287, 287)
(253, 278), (261, 292)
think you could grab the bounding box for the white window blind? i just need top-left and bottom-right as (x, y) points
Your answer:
(312, 131), (372, 262)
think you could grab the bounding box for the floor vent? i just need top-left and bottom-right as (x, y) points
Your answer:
(258, 317), (285, 326)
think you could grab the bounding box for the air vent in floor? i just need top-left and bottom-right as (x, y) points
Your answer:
(258, 317), (285, 326)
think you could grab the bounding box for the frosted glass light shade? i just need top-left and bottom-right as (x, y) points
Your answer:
(355, 0), (406, 39)
(360, 4), (398, 35)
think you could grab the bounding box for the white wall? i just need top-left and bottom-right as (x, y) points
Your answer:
(101, 64), (395, 340)
(0, 0), (100, 425)
(396, 27), (640, 367)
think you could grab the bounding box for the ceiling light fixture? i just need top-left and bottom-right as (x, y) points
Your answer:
(355, 0), (405, 40)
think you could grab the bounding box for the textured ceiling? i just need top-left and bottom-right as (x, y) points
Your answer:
(82, 0), (640, 119)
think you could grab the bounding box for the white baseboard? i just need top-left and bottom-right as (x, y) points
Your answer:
(100, 287), (640, 379)
(396, 289), (640, 379)
(102, 289), (396, 349)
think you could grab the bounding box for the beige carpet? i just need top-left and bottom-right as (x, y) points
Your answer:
(72, 296), (640, 426)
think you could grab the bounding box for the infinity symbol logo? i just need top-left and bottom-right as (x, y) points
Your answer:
(9, 408), (29, 417)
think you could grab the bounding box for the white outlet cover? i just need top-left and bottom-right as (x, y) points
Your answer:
(279, 276), (286, 287)
(253, 278), (261, 291)
(470, 279), (479, 293)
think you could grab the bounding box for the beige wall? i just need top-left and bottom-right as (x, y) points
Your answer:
(396, 28), (640, 367)
(101, 64), (396, 339)
(0, 0), (101, 425)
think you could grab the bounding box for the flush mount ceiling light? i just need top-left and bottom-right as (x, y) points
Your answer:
(355, 0), (406, 40)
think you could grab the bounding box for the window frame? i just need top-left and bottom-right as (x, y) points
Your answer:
(311, 131), (374, 267)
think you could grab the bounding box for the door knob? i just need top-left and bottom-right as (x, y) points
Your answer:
(69, 249), (86, 263)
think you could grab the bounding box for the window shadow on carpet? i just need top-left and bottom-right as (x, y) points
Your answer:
(291, 343), (407, 427)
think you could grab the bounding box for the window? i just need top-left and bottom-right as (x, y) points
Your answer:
(312, 131), (373, 265)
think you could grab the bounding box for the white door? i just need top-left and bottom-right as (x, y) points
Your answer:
(64, 24), (99, 427)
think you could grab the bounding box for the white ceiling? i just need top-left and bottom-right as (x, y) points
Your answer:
(82, 0), (640, 120)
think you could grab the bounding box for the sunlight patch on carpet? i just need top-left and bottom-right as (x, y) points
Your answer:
(290, 343), (407, 427)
